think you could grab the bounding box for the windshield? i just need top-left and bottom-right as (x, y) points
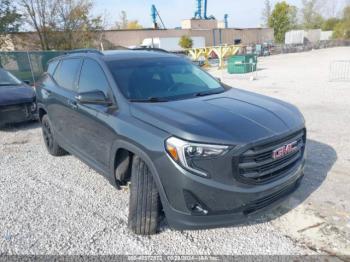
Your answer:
(0, 69), (22, 86)
(107, 58), (225, 101)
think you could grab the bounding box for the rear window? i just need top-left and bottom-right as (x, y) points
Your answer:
(53, 59), (81, 91)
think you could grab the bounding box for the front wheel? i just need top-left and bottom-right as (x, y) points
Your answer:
(128, 155), (161, 235)
(41, 115), (66, 156)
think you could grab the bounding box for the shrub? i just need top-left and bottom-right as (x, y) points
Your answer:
(179, 35), (193, 49)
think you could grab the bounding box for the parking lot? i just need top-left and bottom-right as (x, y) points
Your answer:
(0, 47), (349, 255)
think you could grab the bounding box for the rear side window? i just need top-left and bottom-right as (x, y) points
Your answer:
(47, 60), (59, 75)
(78, 59), (111, 97)
(53, 59), (81, 91)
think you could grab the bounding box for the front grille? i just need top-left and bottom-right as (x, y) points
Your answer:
(243, 178), (300, 215)
(237, 129), (306, 184)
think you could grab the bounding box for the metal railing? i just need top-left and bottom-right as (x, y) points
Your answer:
(188, 45), (242, 69)
(330, 60), (350, 82)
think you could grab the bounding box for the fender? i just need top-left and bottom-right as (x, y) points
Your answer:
(37, 103), (46, 112)
(109, 139), (172, 210)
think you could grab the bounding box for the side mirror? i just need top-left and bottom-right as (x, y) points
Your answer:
(215, 77), (221, 82)
(76, 90), (112, 106)
(23, 80), (31, 85)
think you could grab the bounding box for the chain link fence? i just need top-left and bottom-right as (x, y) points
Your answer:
(0, 51), (65, 84)
(1, 40), (350, 84)
(330, 60), (350, 82)
(269, 40), (350, 56)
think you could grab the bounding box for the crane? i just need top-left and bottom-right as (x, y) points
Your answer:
(224, 14), (228, 28)
(151, 5), (166, 29)
(194, 0), (202, 19)
(203, 0), (208, 19)
(194, 0), (215, 20)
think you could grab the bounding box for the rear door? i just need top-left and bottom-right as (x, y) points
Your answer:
(47, 58), (82, 148)
(74, 58), (118, 170)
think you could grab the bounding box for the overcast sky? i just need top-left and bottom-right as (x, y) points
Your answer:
(94, 0), (348, 29)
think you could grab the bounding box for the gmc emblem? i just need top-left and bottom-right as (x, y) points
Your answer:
(272, 141), (298, 160)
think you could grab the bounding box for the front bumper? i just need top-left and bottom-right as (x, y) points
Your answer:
(154, 153), (305, 230)
(0, 103), (38, 126)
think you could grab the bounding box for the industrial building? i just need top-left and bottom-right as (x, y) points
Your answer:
(101, 0), (274, 49)
(7, 0), (273, 51)
(100, 27), (273, 49)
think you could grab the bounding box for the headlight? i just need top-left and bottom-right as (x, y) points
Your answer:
(165, 137), (230, 177)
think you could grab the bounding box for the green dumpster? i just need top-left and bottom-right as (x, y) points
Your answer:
(227, 54), (257, 74)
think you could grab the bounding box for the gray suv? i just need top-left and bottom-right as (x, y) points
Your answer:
(36, 50), (306, 235)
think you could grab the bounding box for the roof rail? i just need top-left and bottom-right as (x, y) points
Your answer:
(66, 48), (104, 55)
(132, 47), (169, 53)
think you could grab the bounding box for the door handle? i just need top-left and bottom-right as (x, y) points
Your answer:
(68, 100), (78, 110)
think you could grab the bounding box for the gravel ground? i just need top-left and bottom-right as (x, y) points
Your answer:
(211, 47), (350, 255)
(0, 123), (308, 255)
(1, 47), (349, 255)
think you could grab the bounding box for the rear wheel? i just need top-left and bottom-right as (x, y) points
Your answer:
(41, 115), (66, 156)
(128, 155), (161, 235)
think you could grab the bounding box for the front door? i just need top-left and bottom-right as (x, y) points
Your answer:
(74, 58), (118, 170)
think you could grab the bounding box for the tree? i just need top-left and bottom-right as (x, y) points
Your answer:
(0, 0), (21, 49)
(114, 11), (143, 30)
(127, 20), (143, 30)
(301, 0), (324, 29)
(269, 2), (298, 43)
(333, 5), (350, 39)
(261, 0), (272, 27)
(289, 5), (299, 29)
(179, 35), (193, 49)
(324, 0), (340, 17)
(116, 11), (128, 29)
(18, 0), (59, 50)
(52, 0), (103, 50)
(322, 17), (340, 31)
(0, 0), (21, 33)
(18, 0), (103, 50)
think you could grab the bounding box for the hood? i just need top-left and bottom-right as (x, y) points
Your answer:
(0, 85), (36, 106)
(130, 88), (305, 145)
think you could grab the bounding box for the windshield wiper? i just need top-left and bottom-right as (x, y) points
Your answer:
(129, 97), (169, 103)
(0, 83), (20, 86)
(194, 90), (224, 97)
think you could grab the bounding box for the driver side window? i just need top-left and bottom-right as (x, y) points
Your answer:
(78, 59), (112, 98)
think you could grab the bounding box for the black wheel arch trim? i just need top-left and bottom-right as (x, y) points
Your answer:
(110, 139), (173, 213)
(37, 103), (47, 121)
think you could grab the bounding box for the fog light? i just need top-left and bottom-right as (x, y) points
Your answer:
(183, 190), (209, 215)
(191, 204), (208, 215)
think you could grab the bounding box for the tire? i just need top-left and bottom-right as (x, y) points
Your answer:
(41, 115), (66, 156)
(128, 155), (161, 235)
